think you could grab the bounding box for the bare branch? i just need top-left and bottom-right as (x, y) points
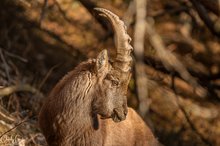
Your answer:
(39, 0), (48, 26)
(0, 106), (16, 123)
(144, 65), (207, 99)
(145, 18), (207, 98)
(0, 84), (43, 97)
(196, 0), (220, 15)
(38, 63), (60, 90)
(190, 0), (220, 37)
(4, 50), (28, 63)
(133, 0), (150, 118)
(0, 49), (10, 81)
(171, 75), (212, 146)
(0, 116), (28, 139)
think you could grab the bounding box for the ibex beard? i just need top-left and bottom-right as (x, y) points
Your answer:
(38, 8), (158, 146)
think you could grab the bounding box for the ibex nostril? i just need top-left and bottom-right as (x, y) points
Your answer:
(124, 110), (128, 116)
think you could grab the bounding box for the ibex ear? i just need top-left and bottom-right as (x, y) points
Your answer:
(96, 50), (109, 77)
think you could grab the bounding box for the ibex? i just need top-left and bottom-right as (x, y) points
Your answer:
(39, 8), (158, 146)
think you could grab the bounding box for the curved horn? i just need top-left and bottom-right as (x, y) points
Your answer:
(94, 8), (133, 72)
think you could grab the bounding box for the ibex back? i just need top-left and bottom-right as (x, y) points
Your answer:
(39, 8), (158, 146)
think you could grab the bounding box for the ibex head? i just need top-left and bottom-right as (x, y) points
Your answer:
(92, 8), (133, 123)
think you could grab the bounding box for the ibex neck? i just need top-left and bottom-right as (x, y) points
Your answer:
(50, 67), (103, 145)
(61, 88), (103, 145)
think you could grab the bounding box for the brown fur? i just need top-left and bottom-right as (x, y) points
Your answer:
(39, 59), (158, 146)
(39, 8), (158, 146)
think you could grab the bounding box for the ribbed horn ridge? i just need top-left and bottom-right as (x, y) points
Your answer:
(94, 8), (133, 72)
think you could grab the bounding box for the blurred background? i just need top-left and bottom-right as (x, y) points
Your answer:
(0, 0), (220, 145)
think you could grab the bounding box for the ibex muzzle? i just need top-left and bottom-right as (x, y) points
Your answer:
(39, 8), (158, 146)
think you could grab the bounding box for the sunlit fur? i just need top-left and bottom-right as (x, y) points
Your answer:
(38, 58), (158, 146)
(39, 7), (158, 146)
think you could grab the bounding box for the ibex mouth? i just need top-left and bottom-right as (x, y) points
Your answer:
(112, 108), (126, 123)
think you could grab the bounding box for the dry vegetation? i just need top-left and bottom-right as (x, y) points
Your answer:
(0, 0), (220, 146)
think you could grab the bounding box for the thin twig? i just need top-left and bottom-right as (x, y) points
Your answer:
(38, 63), (60, 90)
(0, 106), (15, 123)
(0, 49), (10, 81)
(39, 0), (48, 26)
(0, 117), (28, 139)
(3, 50), (28, 63)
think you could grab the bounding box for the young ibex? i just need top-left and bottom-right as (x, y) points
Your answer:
(39, 8), (158, 146)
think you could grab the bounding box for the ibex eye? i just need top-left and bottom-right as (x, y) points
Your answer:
(112, 80), (119, 86)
